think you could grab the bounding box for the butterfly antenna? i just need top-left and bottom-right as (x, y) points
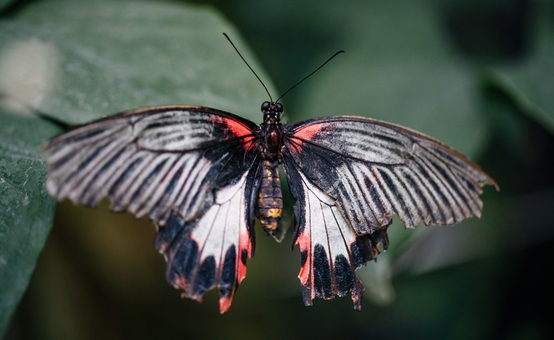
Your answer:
(223, 33), (273, 102)
(275, 50), (344, 103)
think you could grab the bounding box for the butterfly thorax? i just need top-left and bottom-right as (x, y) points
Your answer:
(256, 101), (284, 235)
(258, 101), (283, 160)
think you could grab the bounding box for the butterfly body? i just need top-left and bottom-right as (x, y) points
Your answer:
(256, 101), (284, 234)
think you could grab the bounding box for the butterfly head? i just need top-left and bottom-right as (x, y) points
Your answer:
(261, 101), (283, 122)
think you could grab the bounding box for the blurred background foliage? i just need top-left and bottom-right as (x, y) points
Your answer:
(0, 0), (553, 339)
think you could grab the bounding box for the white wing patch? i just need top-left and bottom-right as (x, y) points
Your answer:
(155, 170), (255, 313)
(285, 166), (386, 310)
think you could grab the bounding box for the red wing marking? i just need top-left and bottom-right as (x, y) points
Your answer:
(225, 117), (252, 137)
(237, 226), (252, 284)
(209, 115), (252, 136)
(219, 296), (233, 314)
(218, 209), (253, 313)
(296, 226), (311, 286)
(292, 122), (326, 141)
(209, 115), (257, 150)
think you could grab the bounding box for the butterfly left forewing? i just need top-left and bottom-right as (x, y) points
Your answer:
(42, 105), (258, 223)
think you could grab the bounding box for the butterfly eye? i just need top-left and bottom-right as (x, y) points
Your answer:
(275, 103), (283, 113)
(261, 101), (271, 111)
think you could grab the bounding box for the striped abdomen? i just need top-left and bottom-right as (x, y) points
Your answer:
(258, 159), (283, 234)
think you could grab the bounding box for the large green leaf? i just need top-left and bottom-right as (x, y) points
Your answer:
(0, 0), (273, 125)
(0, 110), (61, 335)
(0, 0), (273, 336)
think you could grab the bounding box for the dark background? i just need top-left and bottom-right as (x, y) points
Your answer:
(3, 0), (554, 339)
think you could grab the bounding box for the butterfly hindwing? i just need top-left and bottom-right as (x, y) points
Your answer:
(154, 162), (261, 312)
(42, 105), (260, 312)
(282, 115), (496, 308)
(283, 159), (387, 309)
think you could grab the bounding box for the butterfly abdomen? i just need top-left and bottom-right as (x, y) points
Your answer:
(258, 159), (283, 235)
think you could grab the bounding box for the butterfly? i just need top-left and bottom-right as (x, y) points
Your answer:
(41, 35), (498, 313)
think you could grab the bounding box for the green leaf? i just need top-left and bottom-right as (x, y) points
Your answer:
(0, 0), (273, 335)
(0, 109), (61, 335)
(0, 0), (274, 125)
